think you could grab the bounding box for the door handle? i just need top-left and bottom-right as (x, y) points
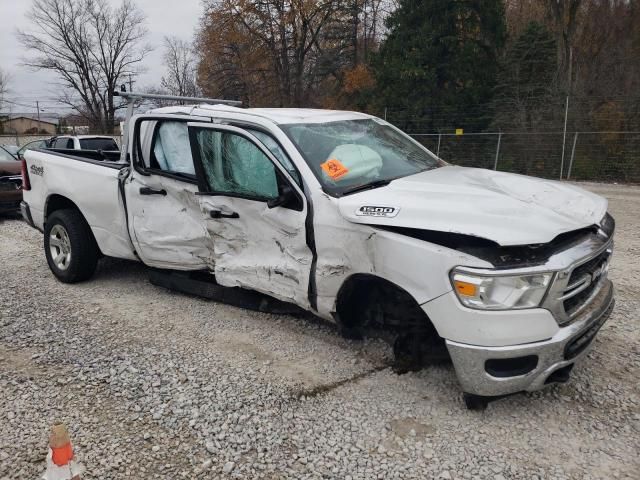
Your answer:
(139, 186), (167, 196)
(209, 208), (239, 219)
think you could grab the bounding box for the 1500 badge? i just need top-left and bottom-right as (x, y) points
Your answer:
(355, 205), (399, 217)
(30, 165), (44, 176)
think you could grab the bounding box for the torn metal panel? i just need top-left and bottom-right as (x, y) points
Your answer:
(198, 195), (313, 307)
(338, 166), (608, 246)
(310, 194), (492, 322)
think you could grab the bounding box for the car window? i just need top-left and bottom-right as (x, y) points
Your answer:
(18, 140), (47, 155)
(2, 145), (19, 155)
(192, 128), (279, 199)
(18, 140), (46, 156)
(79, 138), (119, 151)
(245, 129), (301, 186)
(0, 147), (14, 161)
(152, 122), (195, 175)
(54, 138), (73, 149)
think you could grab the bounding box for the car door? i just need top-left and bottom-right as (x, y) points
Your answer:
(124, 118), (214, 269)
(188, 122), (313, 307)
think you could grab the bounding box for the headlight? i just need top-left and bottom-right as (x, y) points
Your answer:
(450, 269), (552, 310)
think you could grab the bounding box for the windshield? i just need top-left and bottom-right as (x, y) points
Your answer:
(0, 147), (15, 161)
(18, 140), (47, 155)
(281, 119), (443, 196)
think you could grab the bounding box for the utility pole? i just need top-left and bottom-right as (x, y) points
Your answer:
(128, 73), (134, 92)
(560, 95), (569, 180)
(560, 47), (573, 180)
(36, 101), (41, 130)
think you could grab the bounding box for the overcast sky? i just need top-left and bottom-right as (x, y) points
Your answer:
(0, 0), (204, 116)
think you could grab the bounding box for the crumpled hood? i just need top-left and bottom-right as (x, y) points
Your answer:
(338, 166), (608, 246)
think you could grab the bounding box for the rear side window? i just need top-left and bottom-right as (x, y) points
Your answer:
(54, 138), (73, 149)
(79, 138), (119, 151)
(151, 122), (195, 176)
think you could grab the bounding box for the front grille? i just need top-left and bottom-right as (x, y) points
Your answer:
(567, 250), (610, 286)
(562, 250), (611, 317)
(563, 286), (596, 314)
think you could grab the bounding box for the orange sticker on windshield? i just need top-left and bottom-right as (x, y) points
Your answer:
(321, 158), (349, 180)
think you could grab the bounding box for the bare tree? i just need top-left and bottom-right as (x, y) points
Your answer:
(161, 36), (199, 101)
(543, 0), (582, 91)
(18, 0), (151, 133)
(0, 68), (8, 107)
(199, 0), (349, 107)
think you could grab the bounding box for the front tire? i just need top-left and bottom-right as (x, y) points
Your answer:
(44, 209), (99, 283)
(463, 393), (489, 411)
(336, 278), (448, 370)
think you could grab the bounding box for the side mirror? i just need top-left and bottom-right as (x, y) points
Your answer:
(267, 184), (295, 209)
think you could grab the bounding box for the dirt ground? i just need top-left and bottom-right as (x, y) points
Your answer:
(0, 181), (638, 479)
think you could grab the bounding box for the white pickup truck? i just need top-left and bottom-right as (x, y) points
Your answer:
(20, 95), (615, 408)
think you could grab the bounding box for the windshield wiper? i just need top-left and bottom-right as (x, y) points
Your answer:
(340, 179), (392, 196)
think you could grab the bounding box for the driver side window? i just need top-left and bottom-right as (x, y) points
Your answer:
(193, 129), (279, 199)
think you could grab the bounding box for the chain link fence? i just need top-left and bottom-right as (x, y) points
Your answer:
(375, 95), (640, 184)
(409, 131), (640, 183)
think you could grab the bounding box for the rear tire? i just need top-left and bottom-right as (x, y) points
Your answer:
(44, 209), (99, 283)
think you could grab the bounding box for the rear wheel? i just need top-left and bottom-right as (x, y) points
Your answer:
(44, 209), (99, 283)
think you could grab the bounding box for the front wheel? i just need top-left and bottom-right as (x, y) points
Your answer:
(44, 209), (99, 283)
(463, 393), (489, 411)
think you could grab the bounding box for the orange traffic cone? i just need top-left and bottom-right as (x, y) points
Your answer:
(42, 423), (84, 480)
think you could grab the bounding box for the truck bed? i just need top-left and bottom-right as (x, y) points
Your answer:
(38, 148), (125, 166)
(23, 148), (136, 260)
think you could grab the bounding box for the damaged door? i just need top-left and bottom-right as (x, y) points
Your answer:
(125, 119), (213, 269)
(188, 123), (313, 307)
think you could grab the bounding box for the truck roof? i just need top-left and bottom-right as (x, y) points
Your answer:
(148, 105), (373, 125)
(56, 135), (116, 139)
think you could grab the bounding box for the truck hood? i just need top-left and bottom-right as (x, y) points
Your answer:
(337, 166), (608, 246)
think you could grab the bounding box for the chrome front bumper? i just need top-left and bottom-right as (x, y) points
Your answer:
(446, 279), (614, 397)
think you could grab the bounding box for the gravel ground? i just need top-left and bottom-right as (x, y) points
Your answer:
(0, 182), (639, 479)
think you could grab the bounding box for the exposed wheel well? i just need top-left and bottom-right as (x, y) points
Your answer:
(45, 194), (81, 220)
(334, 273), (439, 335)
(335, 274), (448, 369)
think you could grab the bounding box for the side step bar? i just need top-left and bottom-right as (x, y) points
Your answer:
(148, 269), (305, 315)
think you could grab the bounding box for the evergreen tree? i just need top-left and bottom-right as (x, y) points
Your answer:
(493, 21), (557, 131)
(492, 22), (557, 176)
(372, 0), (507, 132)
